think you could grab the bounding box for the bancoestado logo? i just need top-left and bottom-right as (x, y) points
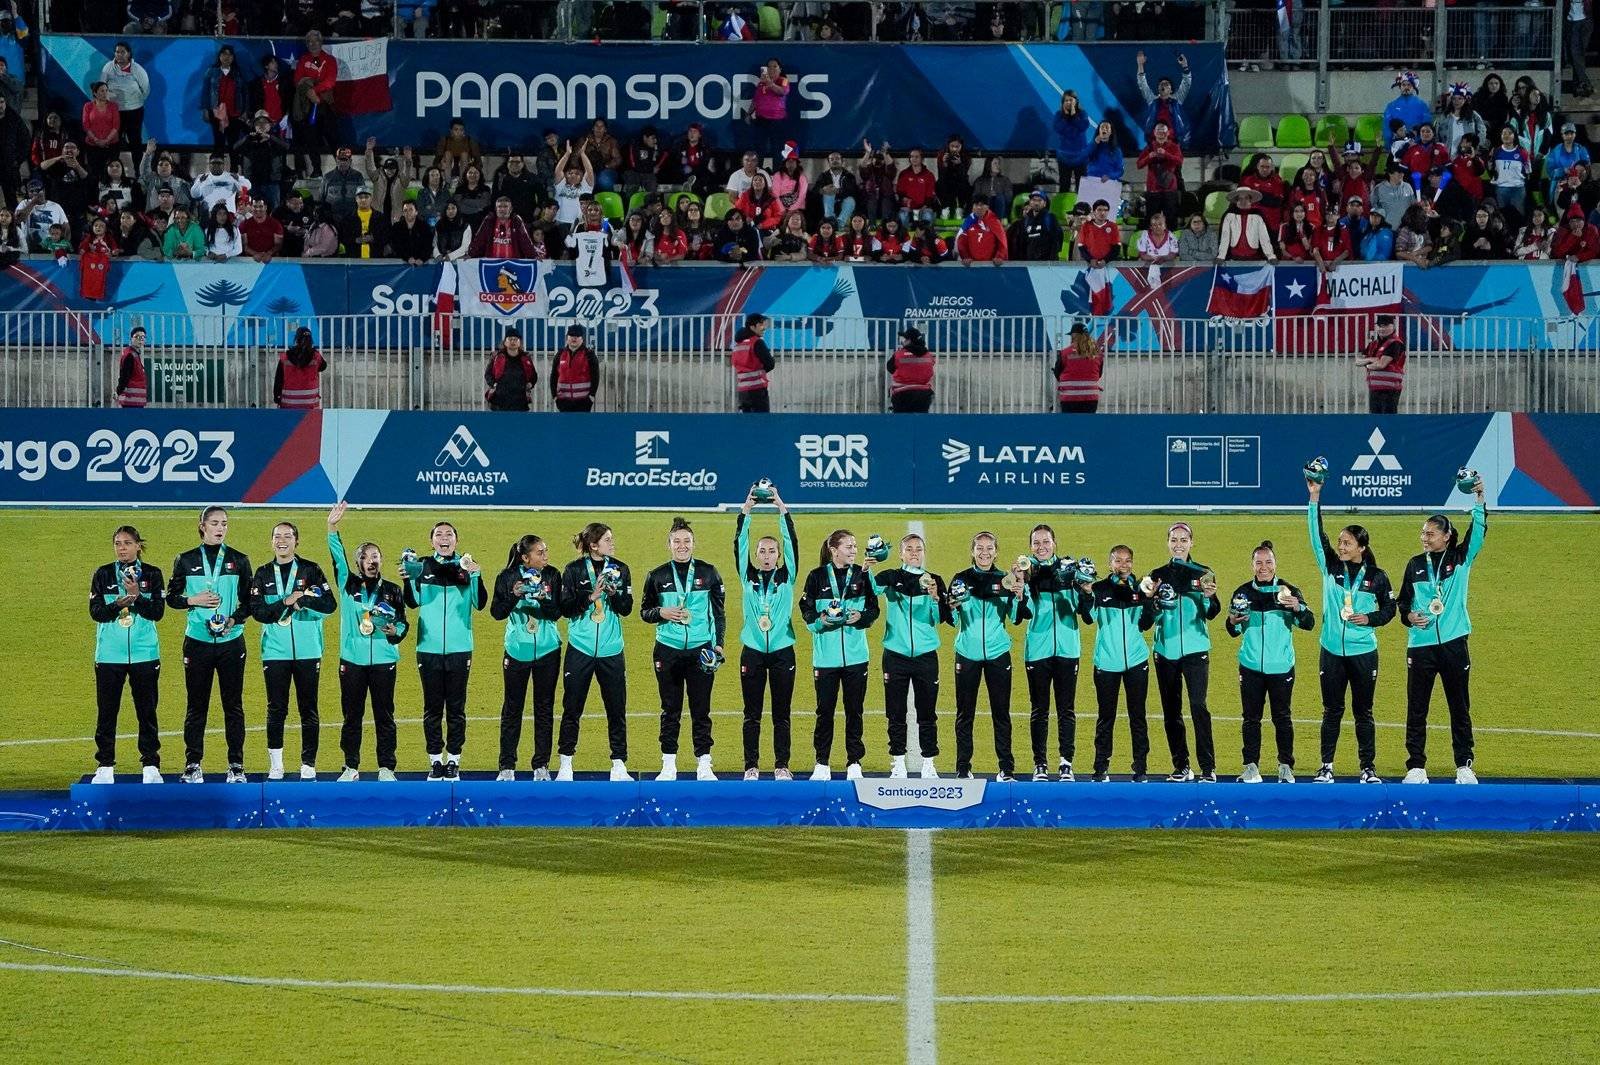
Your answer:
(418, 425), (508, 497)
(0, 428), (236, 484)
(796, 433), (869, 489)
(586, 430), (718, 491)
(415, 72), (832, 123)
(1341, 427), (1411, 499)
(942, 437), (1087, 486)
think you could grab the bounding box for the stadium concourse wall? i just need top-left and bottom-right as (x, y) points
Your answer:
(0, 409), (1594, 511)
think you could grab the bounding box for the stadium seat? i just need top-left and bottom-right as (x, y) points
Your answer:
(651, 6), (669, 37)
(667, 191), (700, 210)
(1124, 231), (1140, 259)
(1279, 152), (1309, 178)
(596, 191), (625, 223)
(1057, 240), (1076, 261)
(704, 192), (732, 219)
(757, 4), (782, 38)
(1354, 113), (1384, 147)
(1011, 192), (1031, 220)
(1275, 114), (1312, 149)
(1204, 190), (1229, 223)
(1313, 114), (1349, 149)
(1237, 115), (1273, 149)
(626, 190), (648, 215)
(1050, 191), (1077, 220)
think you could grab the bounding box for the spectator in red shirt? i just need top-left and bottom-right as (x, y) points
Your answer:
(239, 198), (283, 263)
(734, 170), (784, 231)
(467, 196), (536, 258)
(1240, 153), (1287, 232)
(201, 45), (248, 153)
(808, 217), (845, 263)
(874, 217), (909, 262)
(1312, 208), (1352, 273)
(896, 148), (940, 228)
(250, 55), (291, 131)
(80, 82), (120, 179)
(677, 198), (715, 261)
(907, 220), (948, 264)
(1552, 207), (1600, 263)
(292, 30), (338, 177)
(1286, 162), (1333, 227)
(644, 207), (689, 265)
(955, 199), (1008, 263)
(1337, 154), (1371, 210)
(1075, 199), (1121, 264)
(1447, 136), (1486, 203)
(1137, 122), (1184, 235)
(841, 213), (874, 262)
(1401, 123), (1450, 185)
(1277, 201), (1315, 260)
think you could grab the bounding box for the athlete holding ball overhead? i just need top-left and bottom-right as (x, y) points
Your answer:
(733, 480), (801, 780)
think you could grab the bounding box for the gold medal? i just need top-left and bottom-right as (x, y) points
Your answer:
(1343, 592), (1354, 610)
(757, 614), (773, 632)
(117, 610), (134, 629)
(591, 602), (606, 622)
(1339, 605), (1355, 622)
(358, 615), (375, 636)
(525, 617), (540, 634)
(1428, 597), (1445, 616)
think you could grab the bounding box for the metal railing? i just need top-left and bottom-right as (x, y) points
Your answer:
(4, 309), (1596, 414)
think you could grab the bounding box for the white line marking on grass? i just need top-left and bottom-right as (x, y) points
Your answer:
(905, 829), (938, 1065)
(939, 987), (1600, 1007)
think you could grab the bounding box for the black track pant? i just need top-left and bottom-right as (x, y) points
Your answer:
(418, 651), (471, 758)
(814, 663), (868, 767)
(1240, 667), (1296, 768)
(500, 651), (560, 770)
(1319, 648), (1378, 769)
(737, 388), (771, 413)
(560, 649), (629, 761)
(183, 636), (247, 767)
(94, 660), (161, 768)
(1155, 651), (1214, 775)
(883, 650), (941, 758)
(339, 660), (398, 771)
(1026, 655), (1078, 767)
(954, 654), (1014, 775)
(1405, 636), (1474, 770)
(264, 658), (322, 766)
(1092, 663), (1149, 775)
(656, 644), (715, 758)
(741, 646), (796, 769)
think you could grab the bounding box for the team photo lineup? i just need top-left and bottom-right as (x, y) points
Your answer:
(88, 464), (1490, 788)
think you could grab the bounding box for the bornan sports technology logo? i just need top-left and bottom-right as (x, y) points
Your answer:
(418, 425), (508, 497)
(941, 437), (1087, 487)
(476, 260), (540, 315)
(1342, 427), (1411, 499)
(796, 434), (869, 489)
(586, 430), (716, 490)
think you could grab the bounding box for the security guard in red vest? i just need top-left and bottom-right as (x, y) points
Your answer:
(115, 326), (149, 408)
(275, 327), (327, 409)
(551, 324), (600, 412)
(1357, 314), (1405, 414)
(730, 313), (774, 412)
(886, 326), (935, 413)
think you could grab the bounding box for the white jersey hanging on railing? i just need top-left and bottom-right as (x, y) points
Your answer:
(569, 230), (609, 288)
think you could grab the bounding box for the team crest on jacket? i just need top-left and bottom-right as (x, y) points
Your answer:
(477, 260), (539, 315)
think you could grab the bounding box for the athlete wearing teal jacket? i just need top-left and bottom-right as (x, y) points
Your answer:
(641, 518), (728, 768)
(799, 536), (880, 774)
(489, 537), (565, 776)
(556, 531), (636, 777)
(402, 523), (488, 775)
(1226, 579), (1315, 675)
(1147, 530), (1223, 782)
(1225, 549), (1315, 780)
(947, 549), (1031, 780)
(251, 522), (338, 775)
(1080, 556), (1157, 781)
(948, 565), (1029, 661)
(327, 520), (409, 778)
(1396, 494), (1488, 777)
(734, 504), (800, 774)
(734, 510), (799, 655)
(404, 554), (486, 655)
(1021, 526), (1090, 779)
(89, 529), (166, 774)
(876, 546), (950, 769)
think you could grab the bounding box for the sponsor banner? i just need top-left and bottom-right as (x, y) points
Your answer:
(853, 779), (987, 811)
(5, 411), (1596, 510)
(41, 37), (1232, 153)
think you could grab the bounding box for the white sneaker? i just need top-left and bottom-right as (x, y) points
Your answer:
(299, 764), (317, 781)
(337, 768), (359, 782)
(1455, 763), (1479, 785)
(695, 754), (716, 781)
(1238, 763), (1262, 783)
(141, 766), (163, 784)
(743, 767), (759, 781)
(225, 767), (247, 784)
(532, 767), (551, 781)
(809, 763), (832, 781)
(180, 765), (204, 784)
(267, 748), (284, 780)
(609, 759), (633, 782)
(91, 766), (115, 784)
(495, 769), (515, 782)
(556, 755), (574, 782)
(1057, 760), (1074, 782)
(919, 759), (940, 779)
(377, 768), (397, 782)
(889, 755), (908, 779)
(1276, 763), (1295, 784)
(774, 767), (793, 781)
(845, 763), (863, 780)
(267, 768), (284, 781)
(657, 754), (678, 782)
(1402, 767), (1429, 784)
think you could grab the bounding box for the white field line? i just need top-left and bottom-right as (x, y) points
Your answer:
(940, 987), (1600, 1007)
(904, 829), (938, 1065)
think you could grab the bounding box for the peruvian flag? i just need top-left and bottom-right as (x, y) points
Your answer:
(1207, 265), (1273, 319)
(433, 260), (456, 347)
(1086, 265), (1113, 316)
(324, 39), (392, 115)
(1561, 258), (1586, 316)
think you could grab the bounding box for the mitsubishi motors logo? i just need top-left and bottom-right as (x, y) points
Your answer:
(1351, 428), (1402, 472)
(435, 425), (490, 468)
(942, 439), (971, 483)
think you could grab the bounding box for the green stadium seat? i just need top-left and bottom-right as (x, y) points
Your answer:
(1124, 232), (1141, 259)
(667, 191), (700, 211)
(757, 4), (782, 38)
(596, 191), (625, 223)
(704, 192), (733, 220)
(1204, 190), (1229, 223)
(651, 7), (669, 37)
(1275, 114), (1312, 149)
(1050, 191), (1077, 220)
(626, 190), (648, 215)
(1313, 115), (1349, 149)
(1237, 115), (1274, 149)
(1010, 192), (1032, 220)
(1057, 239), (1076, 261)
(1353, 113), (1384, 148)
(1279, 153), (1309, 179)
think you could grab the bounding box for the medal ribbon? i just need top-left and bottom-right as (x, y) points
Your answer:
(754, 569), (777, 619)
(672, 559), (694, 626)
(275, 559), (299, 622)
(1342, 563), (1366, 609)
(827, 564), (855, 605)
(1424, 552), (1447, 612)
(586, 558), (606, 619)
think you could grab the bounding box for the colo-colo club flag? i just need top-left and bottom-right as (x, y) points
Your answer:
(457, 258), (556, 319)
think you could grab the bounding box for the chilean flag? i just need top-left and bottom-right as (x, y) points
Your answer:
(1275, 262), (1402, 353)
(1086, 266), (1113, 316)
(1561, 258), (1586, 316)
(323, 39), (393, 115)
(433, 260), (456, 347)
(1206, 265), (1273, 319)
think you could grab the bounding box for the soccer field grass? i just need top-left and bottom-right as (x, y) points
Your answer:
(0, 829), (1597, 1064)
(3, 507), (1599, 788)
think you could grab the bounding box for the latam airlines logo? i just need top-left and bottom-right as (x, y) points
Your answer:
(942, 439), (971, 483)
(420, 425), (505, 497)
(942, 438), (1087, 487)
(1343, 428), (1410, 499)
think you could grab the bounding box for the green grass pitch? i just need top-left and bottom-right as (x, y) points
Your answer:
(2, 507), (1596, 786)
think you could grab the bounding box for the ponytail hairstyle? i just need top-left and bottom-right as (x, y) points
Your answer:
(356, 541), (382, 570)
(113, 525), (146, 557)
(1341, 523), (1377, 566)
(505, 533), (543, 570)
(819, 528), (853, 567)
(900, 532), (925, 548)
(1424, 513), (1459, 552)
(574, 522), (612, 557)
(669, 516), (693, 535)
(198, 504), (227, 535)
(1030, 523), (1056, 540)
(1253, 539), (1276, 560)
(969, 530), (997, 564)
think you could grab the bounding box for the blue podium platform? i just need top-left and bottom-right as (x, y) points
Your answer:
(0, 775), (1595, 832)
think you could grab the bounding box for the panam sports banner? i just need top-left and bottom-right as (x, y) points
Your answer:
(41, 36), (1235, 153)
(1, 411), (1594, 511)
